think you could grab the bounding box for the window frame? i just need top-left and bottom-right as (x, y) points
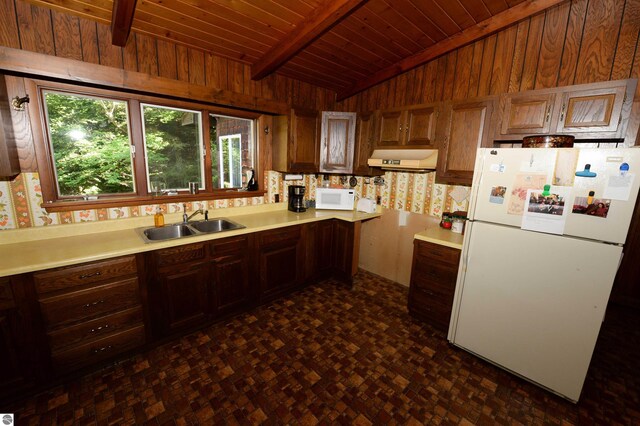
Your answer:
(27, 79), (265, 212)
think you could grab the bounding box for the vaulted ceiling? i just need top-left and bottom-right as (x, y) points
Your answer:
(24, 0), (566, 99)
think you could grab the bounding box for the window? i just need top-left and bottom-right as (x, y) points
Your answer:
(30, 80), (261, 210)
(141, 104), (204, 191)
(42, 91), (135, 197)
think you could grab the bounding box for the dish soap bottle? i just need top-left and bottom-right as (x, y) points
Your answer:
(154, 207), (164, 227)
(246, 169), (258, 191)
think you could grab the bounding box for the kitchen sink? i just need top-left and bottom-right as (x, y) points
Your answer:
(137, 218), (245, 243)
(189, 218), (244, 233)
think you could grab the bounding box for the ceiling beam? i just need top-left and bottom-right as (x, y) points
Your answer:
(251, 0), (368, 81)
(111, 0), (138, 47)
(337, 0), (568, 101)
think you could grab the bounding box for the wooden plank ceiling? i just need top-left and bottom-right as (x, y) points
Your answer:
(23, 0), (566, 99)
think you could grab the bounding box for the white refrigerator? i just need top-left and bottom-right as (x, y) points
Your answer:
(448, 147), (640, 402)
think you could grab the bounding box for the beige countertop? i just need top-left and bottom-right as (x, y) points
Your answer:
(414, 225), (464, 250)
(0, 204), (380, 277)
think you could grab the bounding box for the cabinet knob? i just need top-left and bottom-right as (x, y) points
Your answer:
(90, 324), (110, 333)
(84, 300), (105, 308)
(93, 345), (113, 354)
(79, 271), (102, 280)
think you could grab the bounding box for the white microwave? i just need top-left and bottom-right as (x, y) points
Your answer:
(315, 188), (355, 210)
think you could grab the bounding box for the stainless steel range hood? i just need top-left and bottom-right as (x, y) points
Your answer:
(367, 149), (438, 171)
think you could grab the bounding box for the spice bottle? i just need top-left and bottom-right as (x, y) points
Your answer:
(154, 207), (164, 227)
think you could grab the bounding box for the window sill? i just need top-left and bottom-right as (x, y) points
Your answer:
(41, 190), (268, 212)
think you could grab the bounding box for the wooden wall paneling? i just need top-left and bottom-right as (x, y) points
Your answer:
(477, 34), (497, 96)
(467, 40), (485, 98)
(51, 10), (82, 61)
(4, 76), (37, 172)
(156, 40), (178, 80)
(123, 34), (138, 71)
(490, 24), (518, 95)
(385, 79), (396, 108)
(260, 75), (275, 100)
(611, 0), (640, 81)
(97, 24), (124, 69)
(556, 0), (588, 87)
(574, 0), (625, 84)
(188, 48), (206, 86)
(176, 45), (189, 82)
(453, 44), (474, 100)
(79, 20), (100, 65)
(135, 34), (158, 76)
(15, 2), (51, 55)
(0, 0), (20, 49)
(534, 2), (570, 89)
(394, 72), (407, 107)
(228, 60), (243, 94)
(519, 12), (545, 91)
(507, 20), (530, 93)
(422, 60), (438, 103)
(442, 52), (457, 101)
(412, 67), (425, 104)
(633, 29), (640, 99)
(243, 64), (258, 98)
(377, 80), (389, 109)
(434, 56), (448, 101)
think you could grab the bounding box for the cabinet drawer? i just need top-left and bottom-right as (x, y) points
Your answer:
(47, 306), (143, 351)
(415, 241), (460, 266)
(412, 263), (457, 293)
(210, 235), (249, 256)
(0, 278), (15, 311)
(51, 324), (145, 371)
(39, 278), (140, 328)
(34, 255), (137, 295)
(408, 288), (454, 330)
(258, 226), (301, 246)
(154, 243), (205, 267)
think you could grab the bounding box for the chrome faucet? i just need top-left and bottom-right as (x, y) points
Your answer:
(182, 203), (207, 223)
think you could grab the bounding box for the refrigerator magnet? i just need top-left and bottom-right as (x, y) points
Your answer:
(575, 164), (597, 177)
(489, 186), (507, 204)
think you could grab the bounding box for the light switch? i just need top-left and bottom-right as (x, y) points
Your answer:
(398, 210), (409, 227)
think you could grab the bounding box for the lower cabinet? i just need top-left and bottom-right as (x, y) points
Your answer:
(408, 239), (461, 332)
(33, 255), (146, 373)
(256, 226), (304, 302)
(210, 235), (252, 317)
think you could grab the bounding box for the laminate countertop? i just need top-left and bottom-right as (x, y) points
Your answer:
(414, 226), (464, 250)
(0, 204), (381, 277)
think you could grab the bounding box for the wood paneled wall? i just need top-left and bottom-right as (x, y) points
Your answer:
(0, 0), (336, 172)
(337, 0), (640, 116)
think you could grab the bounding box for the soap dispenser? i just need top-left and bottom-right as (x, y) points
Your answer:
(154, 207), (164, 227)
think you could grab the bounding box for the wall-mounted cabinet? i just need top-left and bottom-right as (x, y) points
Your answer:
(495, 79), (637, 141)
(319, 111), (356, 174)
(353, 111), (382, 176)
(436, 97), (495, 185)
(376, 104), (439, 148)
(272, 107), (320, 173)
(0, 75), (20, 177)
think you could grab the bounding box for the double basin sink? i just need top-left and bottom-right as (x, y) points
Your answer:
(138, 218), (245, 243)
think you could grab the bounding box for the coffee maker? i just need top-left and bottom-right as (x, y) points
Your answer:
(288, 185), (306, 212)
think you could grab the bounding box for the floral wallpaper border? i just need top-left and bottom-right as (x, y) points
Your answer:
(0, 171), (470, 231)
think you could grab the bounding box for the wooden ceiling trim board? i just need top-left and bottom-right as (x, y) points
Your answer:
(337, 0), (568, 100)
(25, 0), (112, 26)
(251, 0), (368, 80)
(352, 4), (424, 53)
(364, 0), (436, 49)
(195, 0), (299, 34)
(457, 0), (492, 22)
(433, 0), (478, 28)
(139, 0), (277, 50)
(0, 45), (290, 114)
(172, 0), (286, 39)
(408, 0), (463, 37)
(484, 0), (513, 15)
(336, 17), (408, 61)
(111, 0), (138, 46)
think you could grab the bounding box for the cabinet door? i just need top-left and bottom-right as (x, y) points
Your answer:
(437, 99), (494, 185)
(304, 221), (334, 281)
(353, 111), (381, 176)
(332, 220), (358, 285)
(405, 105), (438, 146)
(556, 84), (627, 135)
(377, 109), (404, 147)
(498, 92), (555, 137)
(319, 111), (356, 174)
(257, 226), (303, 301)
(210, 236), (252, 317)
(158, 261), (209, 333)
(289, 108), (319, 173)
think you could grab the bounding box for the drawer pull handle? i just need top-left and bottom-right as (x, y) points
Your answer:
(79, 271), (102, 279)
(90, 324), (110, 333)
(93, 345), (113, 354)
(84, 300), (105, 308)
